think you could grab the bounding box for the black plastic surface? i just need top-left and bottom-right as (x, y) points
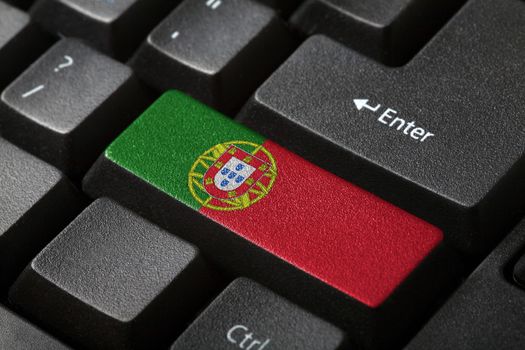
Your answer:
(131, 0), (295, 113)
(405, 219), (525, 350)
(30, 0), (177, 59)
(171, 278), (347, 350)
(239, 0), (525, 255)
(9, 198), (215, 350)
(1, 0), (524, 349)
(256, 0), (303, 16)
(291, 0), (465, 65)
(513, 252), (525, 289)
(0, 1), (51, 89)
(0, 305), (69, 350)
(0, 137), (82, 292)
(83, 139), (461, 350)
(0, 38), (147, 178)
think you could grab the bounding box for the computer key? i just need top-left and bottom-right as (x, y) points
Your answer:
(239, 0), (525, 256)
(131, 0), (295, 113)
(0, 38), (147, 179)
(0, 1), (51, 89)
(9, 198), (215, 350)
(513, 253), (525, 289)
(4, 0), (34, 9)
(83, 91), (460, 349)
(0, 305), (70, 349)
(255, 0), (303, 16)
(171, 278), (347, 350)
(291, 0), (465, 65)
(405, 218), (525, 350)
(0, 138), (82, 292)
(30, 0), (177, 59)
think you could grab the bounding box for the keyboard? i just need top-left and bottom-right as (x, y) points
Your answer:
(1, 0), (525, 349)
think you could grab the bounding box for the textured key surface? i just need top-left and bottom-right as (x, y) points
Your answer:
(0, 1), (50, 89)
(10, 198), (214, 349)
(0, 2), (28, 50)
(239, 0), (525, 255)
(0, 38), (145, 178)
(0, 305), (69, 349)
(513, 253), (525, 289)
(131, 0), (294, 113)
(405, 219), (525, 350)
(0, 137), (81, 291)
(0, 139), (60, 234)
(30, 0), (176, 58)
(53, 0), (142, 21)
(171, 278), (346, 350)
(84, 91), (456, 349)
(255, 0), (303, 15)
(4, 0), (34, 9)
(291, 0), (465, 65)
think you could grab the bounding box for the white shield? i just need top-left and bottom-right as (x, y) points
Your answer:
(214, 157), (256, 192)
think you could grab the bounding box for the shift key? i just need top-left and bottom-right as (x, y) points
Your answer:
(83, 90), (458, 349)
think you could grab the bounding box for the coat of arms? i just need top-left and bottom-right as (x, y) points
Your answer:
(188, 141), (277, 211)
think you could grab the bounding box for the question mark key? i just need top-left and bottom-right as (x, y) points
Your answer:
(0, 39), (147, 178)
(54, 55), (75, 72)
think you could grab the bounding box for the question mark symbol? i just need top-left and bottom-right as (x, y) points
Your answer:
(54, 55), (74, 72)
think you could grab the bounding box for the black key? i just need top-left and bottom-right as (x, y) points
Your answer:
(238, 0), (525, 256)
(0, 1), (51, 89)
(0, 305), (70, 349)
(0, 38), (147, 179)
(405, 219), (525, 350)
(0, 138), (82, 291)
(9, 198), (215, 350)
(30, 0), (177, 59)
(83, 92), (461, 350)
(256, 0), (303, 16)
(4, 0), (34, 9)
(512, 249), (525, 289)
(171, 278), (347, 350)
(131, 0), (295, 113)
(291, 0), (465, 65)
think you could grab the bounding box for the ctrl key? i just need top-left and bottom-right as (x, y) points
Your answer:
(171, 278), (347, 350)
(9, 199), (215, 350)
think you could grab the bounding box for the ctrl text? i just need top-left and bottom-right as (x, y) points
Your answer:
(227, 324), (271, 349)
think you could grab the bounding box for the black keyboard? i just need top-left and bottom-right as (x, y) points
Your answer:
(1, 0), (525, 349)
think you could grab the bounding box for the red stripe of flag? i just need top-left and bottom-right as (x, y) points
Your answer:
(200, 140), (442, 307)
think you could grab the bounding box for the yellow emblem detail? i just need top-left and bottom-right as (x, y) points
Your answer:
(188, 141), (277, 211)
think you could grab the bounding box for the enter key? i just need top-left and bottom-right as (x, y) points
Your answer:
(238, 0), (525, 256)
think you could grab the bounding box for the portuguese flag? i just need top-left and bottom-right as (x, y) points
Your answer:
(99, 91), (442, 308)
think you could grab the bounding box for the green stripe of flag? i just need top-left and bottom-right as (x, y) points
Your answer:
(106, 91), (266, 210)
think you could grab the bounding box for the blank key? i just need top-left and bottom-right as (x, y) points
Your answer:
(30, 0), (177, 58)
(0, 305), (70, 349)
(0, 137), (82, 292)
(9, 198), (216, 350)
(291, 0), (465, 65)
(0, 1), (51, 89)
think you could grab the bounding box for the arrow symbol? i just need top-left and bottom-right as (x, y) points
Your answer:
(353, 99), (381, 112)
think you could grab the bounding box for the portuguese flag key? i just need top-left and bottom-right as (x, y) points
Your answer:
(84, 91), (454, 347)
